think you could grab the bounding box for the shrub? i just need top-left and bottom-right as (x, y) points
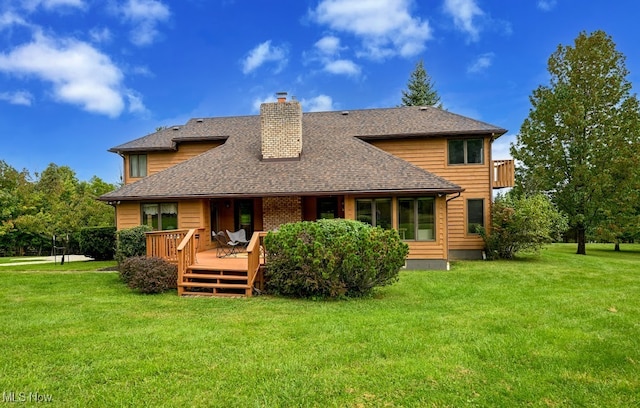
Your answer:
(78, 226), (116, 261)
(115, 225), (152, 264)
(479, 192), (568, 259)
(264, 219), (408, 299)
(119, 256), (177, 294)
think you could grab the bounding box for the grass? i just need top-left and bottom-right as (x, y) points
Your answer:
(0, 257), (42, 264)
(1, 243), (638, 407)
(0, 259), (117, 271)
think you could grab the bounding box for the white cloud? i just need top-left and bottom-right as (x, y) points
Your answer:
(126, 90), (147, 114)
(537, 0), (557, 11)
(310, 36), (361, 77)
(242, 40), (288, 74)
(0, 90), (33, 106)
(89, 27), (112, 43)
(324, 59), (361, 76)
(0, 11), (29, 29)
(467, 52), (494, 73)
(21, 0), (85, 11)
(315, 35), (343, 55)
(0, 32), (140, 117)
(443, 0), (484, 42)
(302, 94), (334, 112)
(311, 0), (431, 59)
(119, 0), (170, 46)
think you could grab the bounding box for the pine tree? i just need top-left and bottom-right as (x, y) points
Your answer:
(401, 59), (442, 107)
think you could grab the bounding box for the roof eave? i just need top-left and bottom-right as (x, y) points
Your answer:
(98, 187), (464, 202)
(108, 146), (178, 154)
(356, 128), (508, 141)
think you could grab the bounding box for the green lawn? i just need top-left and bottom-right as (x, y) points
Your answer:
(1, 244), (638, 407)
(0, 259), (117, 271)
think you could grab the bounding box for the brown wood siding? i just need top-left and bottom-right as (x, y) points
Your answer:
(371, 138), (492, 252)
(122, 141), (222, 185)
(148, 142), (222, 176)
(178, 200), (203, 229)
(116, 202), (141, 229)
(177, 200), (213, 250)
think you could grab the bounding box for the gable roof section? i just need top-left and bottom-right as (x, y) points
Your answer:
(101, 106), (506, 201)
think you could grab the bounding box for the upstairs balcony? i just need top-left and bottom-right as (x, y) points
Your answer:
(493, 159), (515, 189)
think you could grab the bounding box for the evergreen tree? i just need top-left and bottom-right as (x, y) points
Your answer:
(401, 59), (442, 107)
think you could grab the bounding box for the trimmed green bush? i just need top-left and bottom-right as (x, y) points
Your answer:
(119, 256), (177, 294)
(264, 219), (408, 299)
(115, 225), (153, 264)
(78, 226), (116, 261)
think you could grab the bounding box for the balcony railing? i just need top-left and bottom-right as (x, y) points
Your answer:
(493, 159), (515, 189)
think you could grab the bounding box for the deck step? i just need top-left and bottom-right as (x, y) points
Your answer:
(182, 273), (247, 281)
(188, 264), (247, 272)
(179, 282), (250, 289)
(180, 291), (245, 298)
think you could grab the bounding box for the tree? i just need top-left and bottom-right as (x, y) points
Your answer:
(401, 59), (442, 107)
(0, 161), (116, 255)
(479, 192), (568, 260)
(511, 30), (640, 255)
(0, 161), (36, 254)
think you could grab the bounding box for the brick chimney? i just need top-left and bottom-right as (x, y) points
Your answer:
(260, 92), (302, 160)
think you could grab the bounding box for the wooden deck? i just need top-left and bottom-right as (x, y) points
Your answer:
(147, 230), (266, 297)
(194, 249), (250, 271)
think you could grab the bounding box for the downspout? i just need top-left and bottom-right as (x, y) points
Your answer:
(445, 192), (462, 270)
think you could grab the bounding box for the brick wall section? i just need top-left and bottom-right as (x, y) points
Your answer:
(263, 196), (302, 230)
(260, 101), (302, 160)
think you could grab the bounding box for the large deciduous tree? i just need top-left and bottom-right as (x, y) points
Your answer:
(401, 59), (442, 107)
(512, 30), (640, 255)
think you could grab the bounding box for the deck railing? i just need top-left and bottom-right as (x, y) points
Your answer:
(176, 228), (202, 296)
(493, 159), (515, 189)
(247, 231), (267, 291)
(146, 229), (190, 262)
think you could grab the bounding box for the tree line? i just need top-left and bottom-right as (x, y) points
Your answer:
(0, 161), (116, 256)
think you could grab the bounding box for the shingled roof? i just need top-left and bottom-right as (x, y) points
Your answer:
(101, 106), (506, 201)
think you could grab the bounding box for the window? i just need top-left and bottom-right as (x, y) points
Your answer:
(317, 197), (338, 219)
(129, 154), (147, 178)
(448, 139), (483, 165)
(467, 199), (484, 234)
(142, 203), (178, 231)
(398, 197), (435, 241)
(356, 198), (392, 229)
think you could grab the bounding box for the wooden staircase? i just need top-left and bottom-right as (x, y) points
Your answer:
(147, 229), (266, 297)
(179, 265), (252, 297)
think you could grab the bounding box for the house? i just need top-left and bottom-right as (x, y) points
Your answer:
(100, 93), (513, 277)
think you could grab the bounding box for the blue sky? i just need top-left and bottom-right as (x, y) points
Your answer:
(1, 0), (638, 184)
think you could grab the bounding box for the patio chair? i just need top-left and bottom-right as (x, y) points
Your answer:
(214, 231), (240, 257)
(226, 229), (250, 249)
